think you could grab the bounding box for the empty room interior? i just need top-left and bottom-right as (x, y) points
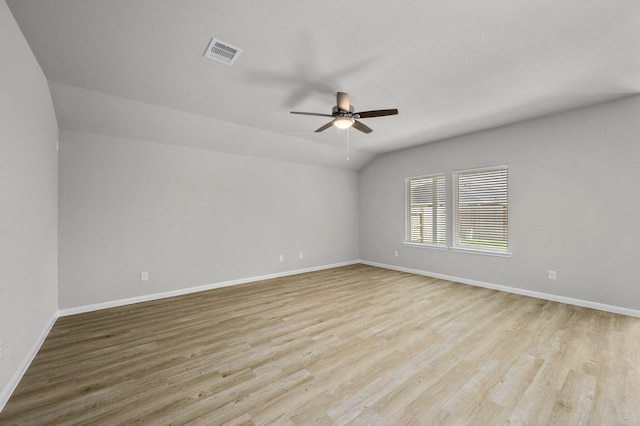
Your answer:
(2, 0), (640, 424)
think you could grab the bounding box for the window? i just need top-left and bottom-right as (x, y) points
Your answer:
(405, 175), (446, 246)
(453, 166), (509, 253)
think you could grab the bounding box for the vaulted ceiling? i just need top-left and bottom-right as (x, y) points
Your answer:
(8, 0), (640, 170)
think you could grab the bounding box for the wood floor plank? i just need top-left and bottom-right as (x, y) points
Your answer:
(1, 264), (639, 425)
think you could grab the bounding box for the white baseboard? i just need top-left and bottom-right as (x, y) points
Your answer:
(58, 260), (360, 317)
(361, 260), (640, 318)
(0, 311), (58, 413)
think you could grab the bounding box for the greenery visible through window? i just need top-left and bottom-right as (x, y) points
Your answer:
(453, 166), (508, 251)
(406, 175), (446, 246)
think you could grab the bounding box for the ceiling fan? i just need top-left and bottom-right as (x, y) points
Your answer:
(291, 92), (398, 133)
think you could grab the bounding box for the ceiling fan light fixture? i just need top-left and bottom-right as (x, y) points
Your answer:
(333, 117), (354, 129)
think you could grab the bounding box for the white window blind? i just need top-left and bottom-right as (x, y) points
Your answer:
(406, 175), (446, 246)
(453, 166), (508, 252)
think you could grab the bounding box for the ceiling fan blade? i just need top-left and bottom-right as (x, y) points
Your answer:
(337, 92), (350, 112)
(352, 120), (373, 134)
(291, 111), (334, 117)
(355, 109), (399, 118)
(315, 121), (335, 133)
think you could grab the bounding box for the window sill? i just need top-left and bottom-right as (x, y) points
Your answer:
(403, 242), (448, 251)
(450, 246), (512, 258)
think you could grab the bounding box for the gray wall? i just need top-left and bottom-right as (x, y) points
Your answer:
(0, 0), (58, 402)
(58, 130), (359, 309)
(360, 95), (640, 311)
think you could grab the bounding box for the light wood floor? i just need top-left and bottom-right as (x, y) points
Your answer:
(1, 264), (639, 425)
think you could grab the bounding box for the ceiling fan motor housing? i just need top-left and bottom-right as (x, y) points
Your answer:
(332, 105), (355, 116)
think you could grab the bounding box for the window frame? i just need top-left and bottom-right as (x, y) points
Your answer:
(452, 165), (511, 257)
(404, 173), (447, 249)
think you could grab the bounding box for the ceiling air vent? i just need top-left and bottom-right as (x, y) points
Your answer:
(204, 38), (242, 65)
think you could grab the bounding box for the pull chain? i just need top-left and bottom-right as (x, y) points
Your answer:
(346, 127), (350, 161)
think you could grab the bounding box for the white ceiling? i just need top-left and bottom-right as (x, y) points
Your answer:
(7, 0), (640, 170)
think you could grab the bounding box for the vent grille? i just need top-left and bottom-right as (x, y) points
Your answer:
(204, 38), (242, 65)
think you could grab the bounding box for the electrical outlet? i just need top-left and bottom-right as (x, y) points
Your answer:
(140, 272), (149, 281)
(299, 252), (304, 260)
(394, 250), (399, 257)
(279, 255), (284, 262)
(548, 270), (557, 280)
